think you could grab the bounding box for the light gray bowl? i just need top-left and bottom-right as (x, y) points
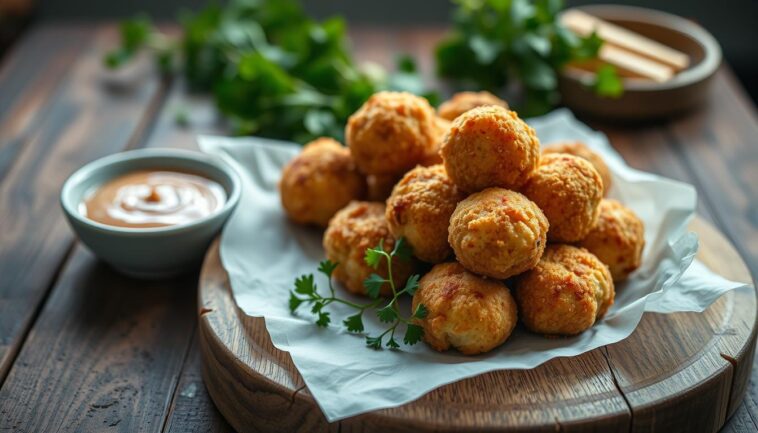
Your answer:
(61, 148), (241, 279)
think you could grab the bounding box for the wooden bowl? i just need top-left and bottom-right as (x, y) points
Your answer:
(558, 5), (721, 121)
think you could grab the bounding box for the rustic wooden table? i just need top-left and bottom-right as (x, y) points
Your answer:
(0, 23), (756, 432)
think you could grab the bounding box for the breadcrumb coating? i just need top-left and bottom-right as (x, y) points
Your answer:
(279, 137), (367, 227)
(323, 202), (414, 296)
(577, 199), (645, 281)
(521, 153), (603, 242)
(449, 188), (549, 279)
(516, 245), (615, 336)
(441, 106), (540, 193)
(543, 141), (612, 196)
(386, 165), (465, 263)
(412, 262), (518, 355)
(346, 91), (438, 176)
(437, 91), (509, 121)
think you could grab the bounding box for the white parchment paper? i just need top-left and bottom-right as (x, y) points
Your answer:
(198, 109), (749, 421)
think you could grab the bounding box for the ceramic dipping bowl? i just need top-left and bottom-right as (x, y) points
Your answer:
(60, 148), (241, 279)
(559, 5), (722, 121)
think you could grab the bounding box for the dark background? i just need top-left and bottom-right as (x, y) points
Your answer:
(8, 0), (758, 100)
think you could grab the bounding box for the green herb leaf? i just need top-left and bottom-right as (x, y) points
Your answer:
(120, 16), (152, 51)
(594, 64), (624, 98)
(288, 293), (303, 312)
(385, 337), (400, 349)
(106, 0), (436, 144)
(413, 303), (429, 320)
(364, 240), (385, 269)
(366, 335), (383, 349)
(343, 313), (365, 333)
(317, 260), (338, 277)
(436, 0), (612, 115)
(316, 311), (331, 327)
(294, 274), (315, 295)
(403, 274), (420, 296)
(311, 301), (324, 314)
(363, 273), (386, 299)
(376, 304), (398, 323)
(403, 324), (424, 345)
(391, 237), (413, 262)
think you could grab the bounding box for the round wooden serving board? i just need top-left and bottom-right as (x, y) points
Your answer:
(198, 217), (757, 433)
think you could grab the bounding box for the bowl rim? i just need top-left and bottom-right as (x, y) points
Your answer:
(60, 147), (242, 237)
(559, 4), (722, 92)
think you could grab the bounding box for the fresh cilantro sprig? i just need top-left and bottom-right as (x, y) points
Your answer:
(104, 0), (437, 143)
(435, 0), (622, 116)
(289, 238), (427, 349)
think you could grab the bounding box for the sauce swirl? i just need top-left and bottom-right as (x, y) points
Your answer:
(81, 170), (226, 228)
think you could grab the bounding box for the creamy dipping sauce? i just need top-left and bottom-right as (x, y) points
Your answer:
(81, 170), (226, 228)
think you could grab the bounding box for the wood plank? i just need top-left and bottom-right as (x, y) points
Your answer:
(163, 335), (233, 433)
(0, 24), (91, 183)
(0, 23), (165, 383)
(0, 247), (197, 431)
(666, 67), (758, 278)
(721, 347), (758, 432)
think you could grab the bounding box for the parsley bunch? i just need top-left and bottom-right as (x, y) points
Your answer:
(104, 0), (436, 143)
(289, 238), (427, 350)
(436, 0), (622, 116)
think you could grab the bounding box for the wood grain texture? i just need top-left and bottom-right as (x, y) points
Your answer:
(722, 345), (758, 433)
(163, 334), (233, 433)
(0, 24), (90, 183)
(0, 70), (225, 433)
(0, 24), (165, 383)
(605, 218), (756, 433)
(0, 247), (197, 432)
(665, 67), (758, 277)
(197, 217), (754, 433)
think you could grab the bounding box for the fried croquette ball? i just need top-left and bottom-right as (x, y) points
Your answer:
(386, 165), (465, 263)
(577, 199), (645, 281)
(515, 245), (615, 336)
(437, 91), (509, 121)
(346, 91), (438, 176)
(412, 262), (518, 355)
(543, 141), (612, 196)
(521, 153), (603, 242)
(449, 188), (548, 279)
(441, 106), (540, 193)
(366, 173), (401, 202)
(323, 202), (414, 296)
(279, 137), (367, 227)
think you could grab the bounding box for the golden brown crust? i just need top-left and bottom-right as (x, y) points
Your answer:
(441, 106), (540, 193)
(386, 165), (465, 263)
(515, 245), (614, 336)
(279, 137), (367, 227)
(346, 91), (438, 177)
(577, 199), (645, 282)
(412, 262), (518, 355)
(543, 141), (612, 196)
(323, 202), (414, 296)
(448, 188), (549, 279)
(521, 153), (603, 242)
(437, 91), (509, 121)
